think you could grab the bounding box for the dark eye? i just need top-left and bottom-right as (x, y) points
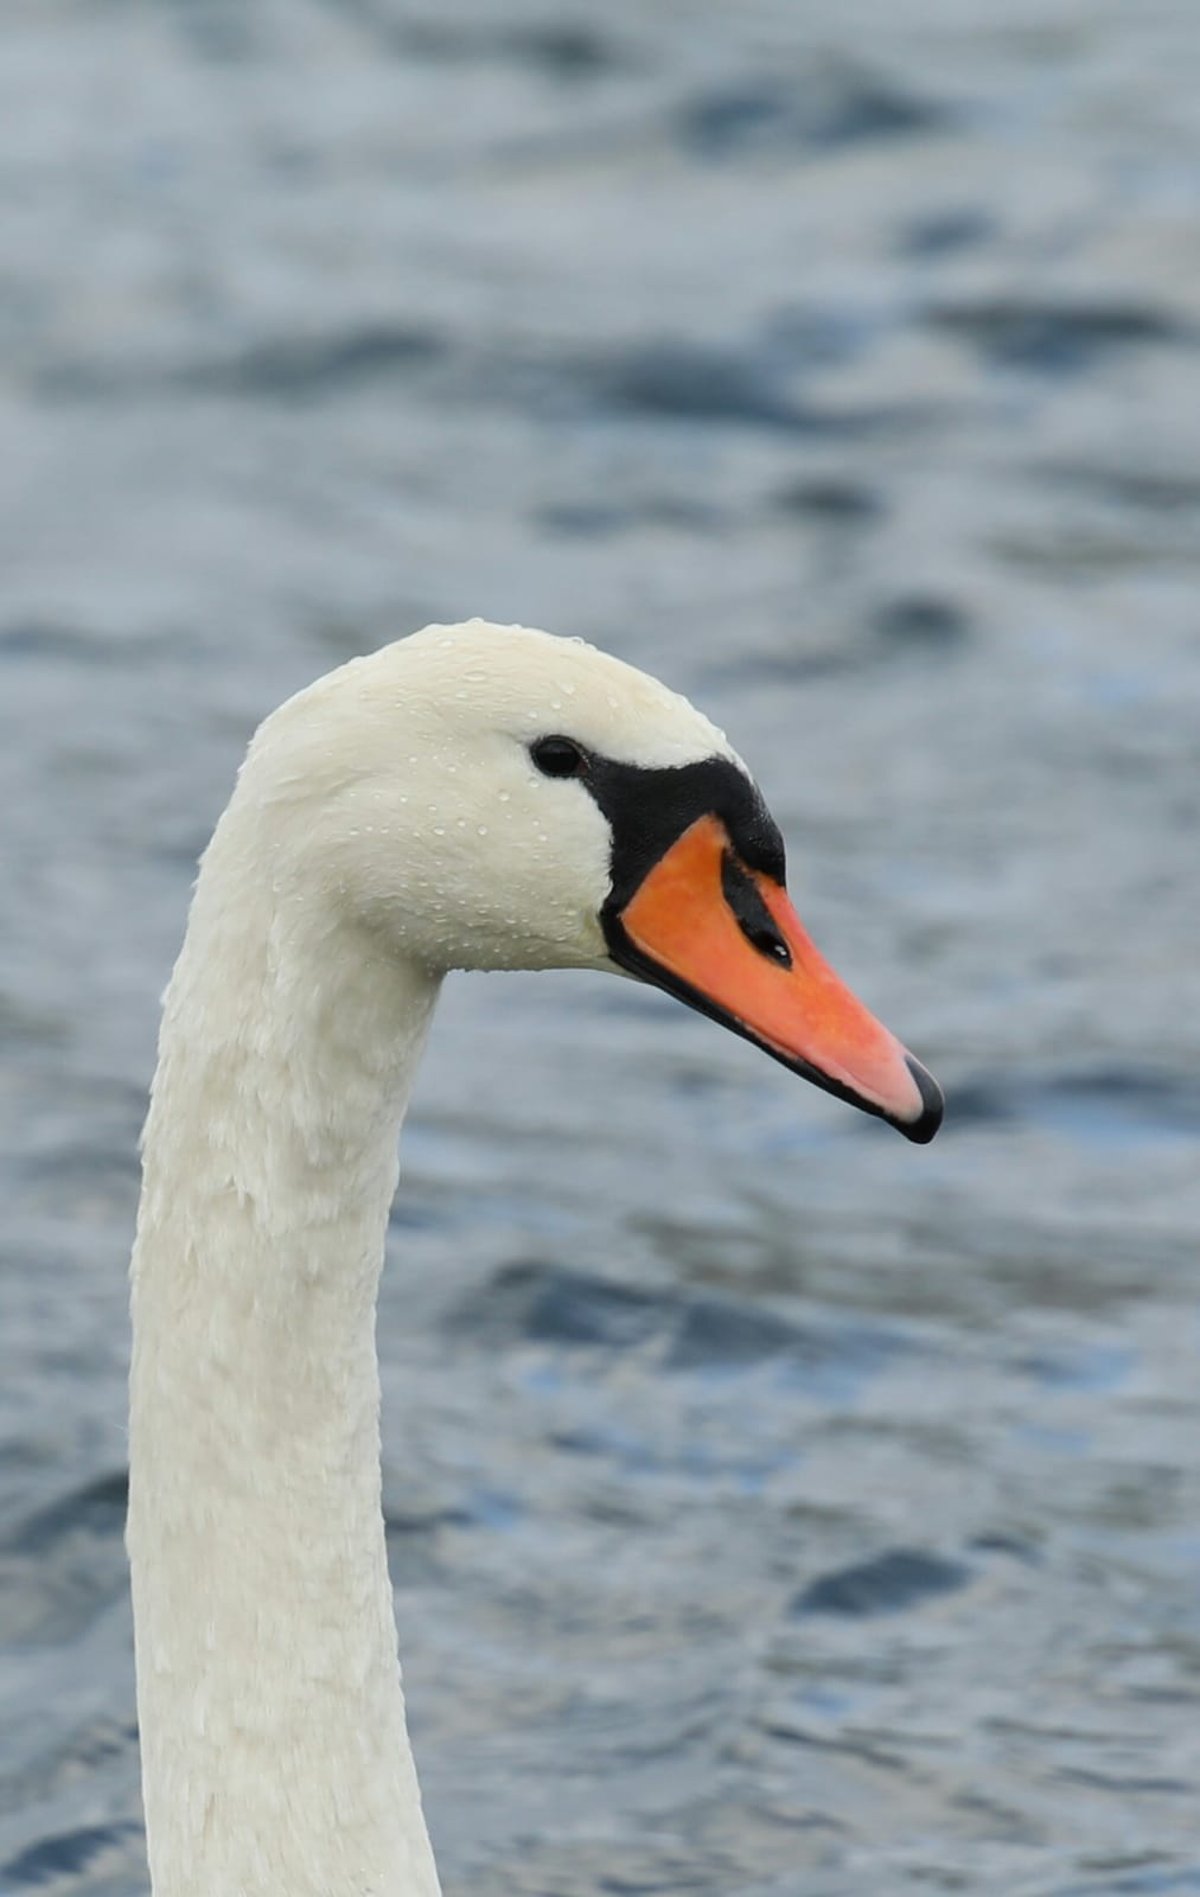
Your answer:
(531, 736), (587, 780)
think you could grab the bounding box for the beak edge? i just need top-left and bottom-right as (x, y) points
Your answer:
(607, 813), (944, 1145)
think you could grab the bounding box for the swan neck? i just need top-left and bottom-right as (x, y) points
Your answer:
(128, 817), (443, 1897)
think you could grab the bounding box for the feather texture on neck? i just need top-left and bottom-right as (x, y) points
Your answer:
(129, 784), (443, 1897)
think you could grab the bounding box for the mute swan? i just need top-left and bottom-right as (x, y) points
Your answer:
(128, 619), (941, 1897)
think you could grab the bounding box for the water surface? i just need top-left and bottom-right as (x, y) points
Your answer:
(2, 3), (1199, 1892)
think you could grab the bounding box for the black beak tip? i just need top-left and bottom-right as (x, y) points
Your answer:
(899, 1054), (944, 1144)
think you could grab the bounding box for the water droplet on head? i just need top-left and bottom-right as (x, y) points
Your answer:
(477, 824), (488, 837)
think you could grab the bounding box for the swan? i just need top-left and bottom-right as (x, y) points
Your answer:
(128, 618), (942, 1897)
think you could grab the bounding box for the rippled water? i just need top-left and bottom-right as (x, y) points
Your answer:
(3, 3), (1200, 1892)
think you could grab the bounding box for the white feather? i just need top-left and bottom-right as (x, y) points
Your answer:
(128, 621), (741, 1897)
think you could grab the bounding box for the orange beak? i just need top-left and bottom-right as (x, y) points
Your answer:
(608, 814), (942, 1142)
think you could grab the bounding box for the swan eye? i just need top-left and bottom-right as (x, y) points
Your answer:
(531, 736), (587, 780)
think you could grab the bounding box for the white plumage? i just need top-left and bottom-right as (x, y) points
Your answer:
(129, 618), (938, 1895)
(129, 622), (742, 1897)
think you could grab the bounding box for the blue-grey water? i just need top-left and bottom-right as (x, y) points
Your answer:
(2, 3), (1200, 1892)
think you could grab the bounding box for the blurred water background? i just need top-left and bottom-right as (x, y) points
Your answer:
(3, 2), (1200, 1892)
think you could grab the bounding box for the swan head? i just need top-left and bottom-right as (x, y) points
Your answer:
(243, 619), (942, 1142)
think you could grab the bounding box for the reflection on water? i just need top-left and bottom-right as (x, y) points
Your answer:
(2, 1), (1200, 1891)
